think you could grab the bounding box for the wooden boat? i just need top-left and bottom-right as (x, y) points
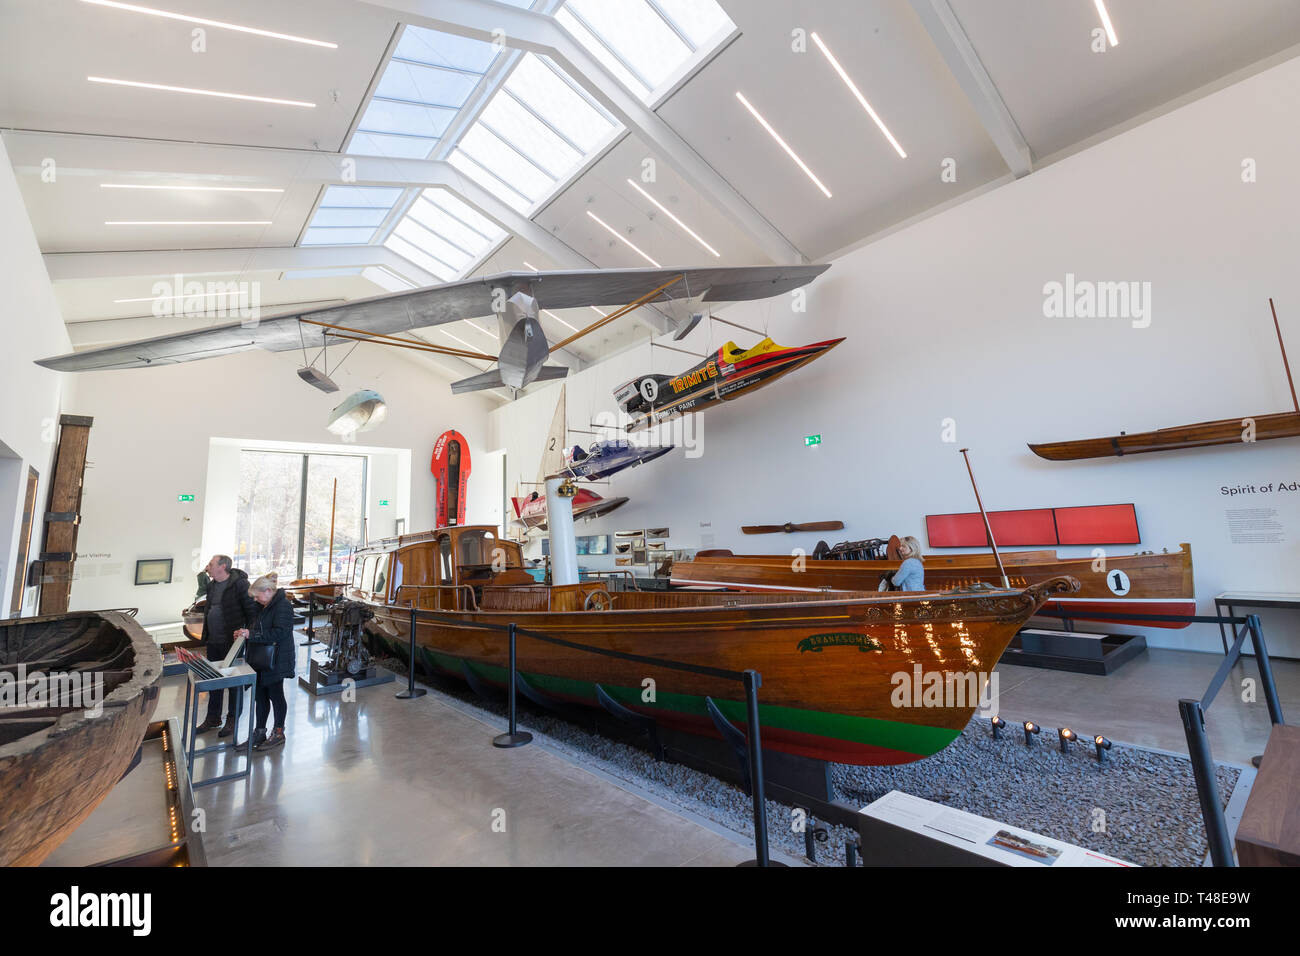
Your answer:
(345, 525), (1078, 765)
(182, 578), (341, 637)
(0, 610), (162, 866)
(615, 336), (844, 432)
(1029, 411), (1300, 460)
(1031, 299), (1299, 460)
(670, 543), (1195, 628)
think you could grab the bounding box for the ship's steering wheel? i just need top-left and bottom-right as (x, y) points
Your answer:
(584, 589), (614, 611)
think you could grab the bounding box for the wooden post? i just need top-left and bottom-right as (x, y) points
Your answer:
(326, 479), (337, 583)
(958, 448), (1009, 588)
(38, 416), (94, 615)
(1269, 298), (1298, 414)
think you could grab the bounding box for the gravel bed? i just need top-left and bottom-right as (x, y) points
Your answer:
(367, 653), (1237, 867)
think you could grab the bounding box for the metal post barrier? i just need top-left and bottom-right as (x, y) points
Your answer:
(300, 596), (317, 647)
(1246, 614), (1285, 726)
(1178, 698), (1235, 867)
(493, 623), (532, 748)
(396, 605), (426, 700)
(744, 669), (770, 867)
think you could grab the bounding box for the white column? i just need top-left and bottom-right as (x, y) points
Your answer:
(545, 477), (578, 586)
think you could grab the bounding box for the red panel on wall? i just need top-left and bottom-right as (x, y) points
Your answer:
(1054, 504), (1140, 545)
(926, 504), (1140, 547)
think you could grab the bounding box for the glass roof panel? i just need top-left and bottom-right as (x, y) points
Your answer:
(652, 0), (733, 47)
(384, 234), (457, 282)
(407, 196), (492, 254)
(479, 93), (582, 179)
(554, 7), (649, 98)
(504, 54), (614, 153)
(394, 26), (500, 73)
(320, 186), (403, 208)
(563, 0), (688, 89)
(422, 188), (503, 241)
(302, 227), (377, 245)
(447, 151), (533, 214)
(375, 61), (481, 109)
(359, 99), (458, 139)
(311, 206), (390, 228)
(347, 131), (439, 159)
(392, 218), (474, 273)
(456, 125), (555, 200)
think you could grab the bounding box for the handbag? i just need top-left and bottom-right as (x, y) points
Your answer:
(246, 639), (276, 672)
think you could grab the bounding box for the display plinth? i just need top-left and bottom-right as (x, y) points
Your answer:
(1005, 627), (1146, 674)
(298, 658), (395, 696)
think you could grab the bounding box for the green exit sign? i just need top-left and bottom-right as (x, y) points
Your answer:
(379, 499), (390, 506)
(178, 494), (195, 502)
(804, 435), (822, 447)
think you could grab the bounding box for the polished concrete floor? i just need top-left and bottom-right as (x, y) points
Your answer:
(150, 634), (1296, 866)
(159, 645), (780, 866)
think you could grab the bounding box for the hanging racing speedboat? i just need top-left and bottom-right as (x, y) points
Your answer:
(432, 430), (472, 527)
(615, 336), (844, 432)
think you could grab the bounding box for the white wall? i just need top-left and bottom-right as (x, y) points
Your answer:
(0, 137), (73, 617)
(66, 346), (496, 624)
(491, 53), (1300, 656)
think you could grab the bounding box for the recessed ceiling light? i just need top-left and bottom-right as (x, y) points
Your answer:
(810, 33), (906, 159)
(734, 92), (831, 198)
(1093, 0), (1118, 47)
(80, 0), (337, 48)
(101, 183), (284, 192)
(104, 220), (273, 225)
(586, 211), (662, 268)
(114, 290), (247, 304)
(465, 320), (499, 339)
(88, 76), (315, 108)
(625, 179), (720, 257)
(542, 309), (579, 332)
(440, 328), (476, 350)
(522, 261), (540, 271)
(591, 307), (608, 317)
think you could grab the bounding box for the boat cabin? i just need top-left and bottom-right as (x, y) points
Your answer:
(346, 525), (611, 612)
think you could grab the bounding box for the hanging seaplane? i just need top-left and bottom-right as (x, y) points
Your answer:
(36, 265), (831, 396)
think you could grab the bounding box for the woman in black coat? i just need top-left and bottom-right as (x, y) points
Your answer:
(236, 575), (296, 751)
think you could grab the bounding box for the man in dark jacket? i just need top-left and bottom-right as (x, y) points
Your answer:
(195, 554), (258, 736)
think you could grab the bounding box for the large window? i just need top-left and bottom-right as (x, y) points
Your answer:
(235, 451), (367, 582)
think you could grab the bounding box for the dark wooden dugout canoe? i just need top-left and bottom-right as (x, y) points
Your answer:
(0, 610), (162, 866)
(1028, 410), (1300, 460)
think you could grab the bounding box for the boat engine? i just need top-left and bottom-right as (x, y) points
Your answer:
(322, 599), (374, 678)
(813, 537), (893, 561)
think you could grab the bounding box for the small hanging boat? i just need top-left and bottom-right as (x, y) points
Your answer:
(510, 489), (629, 530)
(1031, 299), (1299, 460)
(615, 336), (844, 432)
(0, 610), (162, 866)
(346, 525), (1078, 765)
(670, 542), (1195, 628)
(558, 439), (674, 481)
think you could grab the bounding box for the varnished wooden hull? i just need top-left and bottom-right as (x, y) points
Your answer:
(671, 544), (1195, 629)
(361, 578), (1076, 765)
(0, 610), (162, 866)
(1029, 411), (1300, 460)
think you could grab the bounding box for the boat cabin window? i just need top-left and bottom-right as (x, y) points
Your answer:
(438, 535), (453, 582)
(456, 530), (519, 570)
(392, 544), (437, 599)
(355, 553), (387, 595)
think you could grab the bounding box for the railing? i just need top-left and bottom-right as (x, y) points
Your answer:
(394, 583), (480, 612)
(590, 570), (642, 592)
(394, 605), (774, 867)
(1037, 607), (1284, 866)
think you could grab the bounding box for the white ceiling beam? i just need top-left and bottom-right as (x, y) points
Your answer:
(43, 244), (433, 283)
(906, 0), (1033, 178)
(353, 0), (809, 265)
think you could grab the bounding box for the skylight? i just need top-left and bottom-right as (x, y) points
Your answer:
(302, 186), (402, 246)
(382, 188), (505, 283)
(556, 0), (734, 102)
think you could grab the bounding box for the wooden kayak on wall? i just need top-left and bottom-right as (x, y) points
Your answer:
(1028, 411), (1300, 460)
(343, 525), (1079, 766)
(0, 610), (161, 866)
(671, 544), (1196, 628)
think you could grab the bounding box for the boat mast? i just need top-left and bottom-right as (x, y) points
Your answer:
(958, 448), (1009, 587)
(1269, 298), (1298, 413)
(326, 478), (337, 583)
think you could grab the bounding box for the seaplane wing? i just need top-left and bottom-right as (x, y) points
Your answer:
(35, 265), (829, 373)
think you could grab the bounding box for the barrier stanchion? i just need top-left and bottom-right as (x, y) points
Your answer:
(744, 669), (770, 867)
(1246, 614), (1284, 725)
(1179, 698), (1234, 867)
(493, 623), (532, 748)
(300, 596), (317, 648)
(395, 605), (426, 700)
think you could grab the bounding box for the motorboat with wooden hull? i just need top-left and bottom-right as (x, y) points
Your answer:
(670, 544), (1195, 629)
(344, 526), (1077, 765)
(510, 488), (629, 531)
(1029, 411), (1300, 460)
(0, 610), (162, 866)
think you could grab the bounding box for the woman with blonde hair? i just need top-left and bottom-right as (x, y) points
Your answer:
(234, 573), (295, 751)
(890, 536), (925, 592)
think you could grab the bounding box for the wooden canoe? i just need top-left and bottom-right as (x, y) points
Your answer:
(1028, 411), (1300, 460)
(670, 543), (1195, 628)
(345, 526), (1079, 766)
(0, 610), (162, 866)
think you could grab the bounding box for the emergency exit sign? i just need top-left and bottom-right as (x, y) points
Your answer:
(178, 494), (195, 502)
(379, 499), (390, 506)
(804, 435), (822, 447)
